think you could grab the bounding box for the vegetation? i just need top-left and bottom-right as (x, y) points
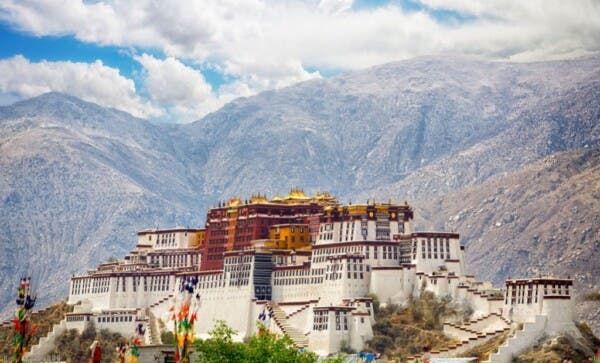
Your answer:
(53, 322), (123, 362)
(366, 292), (459, 359)
(161, 330), (175, 344)
(194, 320), (345, 363)
(460, 331), (510, 361)
(0, 300), (73, 357)
(584, 291), (600, 301)
(339, 339), (355, 354)
(49, 322), (126, 363)
(516, 322), (600, 363)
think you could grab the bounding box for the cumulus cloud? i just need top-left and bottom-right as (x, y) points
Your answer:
(2, 0), (598, 69)
(0, 0), (598, 121)
(318, 0), (354, 14)
(0, 55), (161, 118)
(134, 54), (226, 122)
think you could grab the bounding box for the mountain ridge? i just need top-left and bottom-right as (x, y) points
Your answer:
(0, 56), (598, 332)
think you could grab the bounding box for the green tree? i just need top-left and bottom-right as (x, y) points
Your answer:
(195, 320), (248, 363)
(195, 321), (352, 363)
(244, 323), (317, 363)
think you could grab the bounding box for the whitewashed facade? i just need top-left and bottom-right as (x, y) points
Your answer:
(29, 202), (576, 359)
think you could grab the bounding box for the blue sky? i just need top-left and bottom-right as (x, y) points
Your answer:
(0, 0), (598, 122)
(0, 0), (442, 93)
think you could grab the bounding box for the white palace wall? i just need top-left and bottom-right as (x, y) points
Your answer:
(57, 216), (579, 359)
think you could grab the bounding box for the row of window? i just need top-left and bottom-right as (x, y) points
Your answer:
(273, 277), (323, 285)
(412, 238), (452, 260)
(313, 311), (328, 331)
(149, 253), (198, 268)
(313, 311), (349, 331)
(71, 277), (110, 295)
(506, 283), (569, 305)
(97, 315), (134, 323)
(225, 256), (253, 265)
(313, 244), (400, 263)
(156, 233), (177, 247)
(325, 268), (368, 280)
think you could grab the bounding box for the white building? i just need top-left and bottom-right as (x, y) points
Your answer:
(26, 201), (577, 360)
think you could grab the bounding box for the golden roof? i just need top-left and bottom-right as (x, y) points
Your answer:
(270, 194), (284, 202)
(250, 192), (269, 204)
(285, 187), (310, 200)
(227, 197), (243, 207)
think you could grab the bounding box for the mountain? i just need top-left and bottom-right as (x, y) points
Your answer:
(183, 55), (599, 199)
(0, 56), (598, 329)
(0, 93), (203, 316)
(414, 149), (600, 331)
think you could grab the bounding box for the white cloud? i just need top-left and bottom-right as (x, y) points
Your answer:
(134, 54), (226, 122)
(318, 0), (354, 14)
(2, 0), (597, 70)
(0, 0), (598, 121)
(0, 55), (161, 118)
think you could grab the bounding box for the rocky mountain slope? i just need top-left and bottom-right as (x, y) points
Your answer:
(183, 55), (599, 199)
(0, 94), (203, 316)
(0, 56), (598, 329)
(414, 149), (600, 332)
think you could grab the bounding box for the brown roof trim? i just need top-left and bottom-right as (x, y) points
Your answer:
(224, 250), (257, 257)
(313, 306), (354, 311)
(273, 263), (311, 271)
(270, 223), (309, 227)
(342, 297), (373, 302)
(371, 266), (404, 271)
(195, 270), (224, 275)
(269, 249), (312, 256)
(506, 278), (573, 286)
(277, 300), (318, 306)
(137, 228), (203, 235)
(411, 232), (460, 239)
(313, 241), (401, 249)
(71, 270), (179, 279)
(326, 254), (365, 260)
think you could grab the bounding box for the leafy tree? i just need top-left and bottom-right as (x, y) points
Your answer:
(194, 320), (248, 363)
(194, 321), (349, 363)
(245, 323), (317, 363)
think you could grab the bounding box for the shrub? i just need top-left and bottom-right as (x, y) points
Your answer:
(161, 330), (175, 344)
(50, 324), (124, 363)
(369, 334), (394, 353)
(339, 339), (356, 354)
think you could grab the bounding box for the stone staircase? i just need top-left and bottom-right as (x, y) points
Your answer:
(267, 302), (308, 348)
(407, 313), (512, 362)
(149, 294), (173, 310)
(25, 318), (68, 359)
(483, 315), (547, 363)
(285, 303), (311, 319)
(444, 312), (511, 340)
(146, 308), (162, 345)
(407, 327), (510, 362)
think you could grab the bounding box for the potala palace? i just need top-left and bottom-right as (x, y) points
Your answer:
(26, 190), (580, 362)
